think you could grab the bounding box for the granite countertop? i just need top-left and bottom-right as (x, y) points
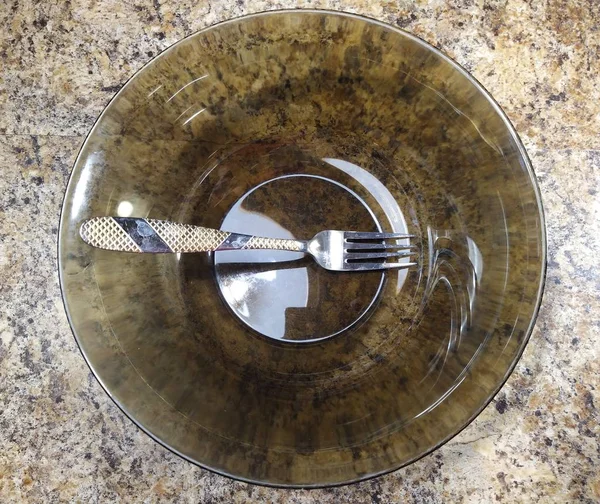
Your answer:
(1, 1), (598, 502)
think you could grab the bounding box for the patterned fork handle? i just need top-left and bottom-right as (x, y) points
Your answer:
(80, 217), (307, 253)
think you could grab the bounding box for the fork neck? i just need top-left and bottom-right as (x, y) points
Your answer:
(283, 238), (309, 253)
(221, 233), (309, 253)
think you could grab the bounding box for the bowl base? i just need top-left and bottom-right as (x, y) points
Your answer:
(213, 173), (387, 343)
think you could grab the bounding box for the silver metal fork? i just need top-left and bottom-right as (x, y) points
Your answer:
(80, 217), (417, 272)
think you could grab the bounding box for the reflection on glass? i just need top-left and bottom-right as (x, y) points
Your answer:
(117, 200), (134, 217)
(216, 204), (308, 340)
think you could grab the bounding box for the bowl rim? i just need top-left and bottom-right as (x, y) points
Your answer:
(57, 8), (548, 489)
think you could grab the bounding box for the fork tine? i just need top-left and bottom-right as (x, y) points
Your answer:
(380, 261), (418, 270)
(345, 242), (417, 250)
(344, 231), (415, 240)
(344, 261), (418, 271)
(345, 251), (416, 260)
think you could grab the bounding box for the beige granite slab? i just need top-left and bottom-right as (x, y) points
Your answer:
(2, 0), (599, 149)
(0, 0), (598, 502)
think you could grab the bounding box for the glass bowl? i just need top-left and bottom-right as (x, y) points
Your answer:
(58, 10), (546, 487)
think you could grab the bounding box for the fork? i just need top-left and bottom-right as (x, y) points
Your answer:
(79, 217), (417, 272)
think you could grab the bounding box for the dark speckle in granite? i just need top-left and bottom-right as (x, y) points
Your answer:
(495, 396), (508, 415)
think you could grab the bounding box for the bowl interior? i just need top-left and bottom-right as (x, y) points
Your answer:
(59, 10), (545, 486)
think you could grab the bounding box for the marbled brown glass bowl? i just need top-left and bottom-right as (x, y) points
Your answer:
(58, 10), (546, 487)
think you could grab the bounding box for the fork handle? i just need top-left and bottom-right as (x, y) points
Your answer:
(79, 217), (307, 253)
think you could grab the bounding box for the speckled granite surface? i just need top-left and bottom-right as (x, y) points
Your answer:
(0, 1), (598, 502)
